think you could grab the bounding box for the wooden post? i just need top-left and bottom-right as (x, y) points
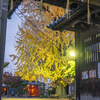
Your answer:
(75, 24), (81, 100)
(0, 0), (8, 99)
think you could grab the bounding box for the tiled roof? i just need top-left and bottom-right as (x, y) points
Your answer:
(2, 84), (7, 87)
(26, 82), (41, 85)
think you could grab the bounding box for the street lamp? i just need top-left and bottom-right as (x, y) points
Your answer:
(70, 52), (75, 56)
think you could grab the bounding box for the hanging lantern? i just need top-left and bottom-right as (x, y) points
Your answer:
(40, 0), (43, 11)
(87, 0), (90, 24)
(10, 0), (13, 10)
(66, 0), (69, 19)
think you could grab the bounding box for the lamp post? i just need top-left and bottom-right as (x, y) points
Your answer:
(0, 0), (8, 100)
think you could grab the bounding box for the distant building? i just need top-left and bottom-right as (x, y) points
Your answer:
(2, 81), (45, 97)
(26, 81), (41, 97)
(2, 84), (7, 95)
(23, 81), (45, 97)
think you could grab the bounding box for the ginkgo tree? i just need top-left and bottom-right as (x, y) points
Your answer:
(10, 0), (75, 97)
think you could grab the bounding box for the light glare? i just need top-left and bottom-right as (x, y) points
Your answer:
(71, 52), (75, 56)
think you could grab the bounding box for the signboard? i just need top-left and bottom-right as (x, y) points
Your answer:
(89, 70), (96, 78)
(82, 71), (88, 79)
(98, 63), (100, 78)
(49, 87), (52, 91)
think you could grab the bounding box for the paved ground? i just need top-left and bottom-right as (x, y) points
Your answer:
(2, 98), (70, 100)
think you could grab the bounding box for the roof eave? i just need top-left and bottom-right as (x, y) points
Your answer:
(7, 0), (23, 19)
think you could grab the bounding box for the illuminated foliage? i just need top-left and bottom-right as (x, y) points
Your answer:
(10, 0), (75, 87)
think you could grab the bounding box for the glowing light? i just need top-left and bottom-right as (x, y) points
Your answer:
(4, 88), (6, 91)
(70, 52), (75, 56)
(27, 84), (30, 87)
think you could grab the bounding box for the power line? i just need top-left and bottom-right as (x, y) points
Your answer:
(14, 11), (34, 31)
(17, 8), (37, 29)
(17, 8), (55, 42)
(14, 11), (57, 51)
(15, 9), (60, 45)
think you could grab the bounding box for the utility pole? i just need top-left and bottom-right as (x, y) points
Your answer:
(0, 0), (8, 100)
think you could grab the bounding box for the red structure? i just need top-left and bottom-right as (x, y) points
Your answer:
(28, 84), (39, 97)
(2, 86), (7, 95)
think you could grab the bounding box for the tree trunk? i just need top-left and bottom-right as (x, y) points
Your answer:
(55, 85), (67, 98)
